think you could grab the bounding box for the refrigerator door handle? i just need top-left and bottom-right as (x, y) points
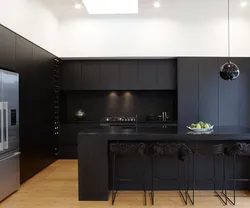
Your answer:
(0, 152), (21, 162)
(0, 102), (3, 151)
(3, 102), (8, 149)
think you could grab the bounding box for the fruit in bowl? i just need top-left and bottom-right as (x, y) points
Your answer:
(187, 121), (213, 131)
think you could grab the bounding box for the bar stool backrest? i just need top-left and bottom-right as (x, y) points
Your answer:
(152, 143), (192, 160)
(193, 144), (224, 155)
(226, 142), (250, 156)
(109, 142), (146, 156)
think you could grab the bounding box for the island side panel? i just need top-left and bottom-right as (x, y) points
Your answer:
(78, 134), (109, 201)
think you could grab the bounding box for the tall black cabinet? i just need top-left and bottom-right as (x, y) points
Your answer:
(0, 24), (57, 183)
(177, 57), (250, 127)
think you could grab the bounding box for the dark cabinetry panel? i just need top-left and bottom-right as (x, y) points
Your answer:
(138, 60), (157, 89)
(237, 58), (250, 127)
(61, 60), (177, 90)
(157, 60), (177, 89)
(198, 58), (219, 125)
(218, 58), (239, 126)
(0, 25), (57, 183)
(101, 61), (119, 90)
(61, 61), (81, 90)
(119, 60), (138, 89)
(0, 25), (15, 69)
(178, 58), (199, 125)
(82, 61), (101, 90)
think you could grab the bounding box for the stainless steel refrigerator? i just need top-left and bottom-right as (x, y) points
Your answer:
(0, 69), (20, 201)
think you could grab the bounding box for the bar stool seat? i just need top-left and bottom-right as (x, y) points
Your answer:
(149, 142), (192, 205)
(224, 142), (250, 205)
(109, 142), (147, 206)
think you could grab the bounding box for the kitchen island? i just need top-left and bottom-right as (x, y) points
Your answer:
(78, 125), (250, 201)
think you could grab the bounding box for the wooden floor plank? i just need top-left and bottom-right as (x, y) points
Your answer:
(0, 160), (250, 207)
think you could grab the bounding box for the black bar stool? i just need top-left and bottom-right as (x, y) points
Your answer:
(109, 142), (147, 206)
(187, 144), (227, 205)
(224, 142), (250, 205)
(149, 142), (192, 205)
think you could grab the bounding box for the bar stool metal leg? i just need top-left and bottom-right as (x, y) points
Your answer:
(186, 154), (195, 205)
(151, 155), (155, 205)
(112, 153), (117, 205)
(143, 157), (147, 206)
(178, 159), (187, 205)
(213, 155), (227, 205)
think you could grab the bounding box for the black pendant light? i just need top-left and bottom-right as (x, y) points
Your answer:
(220, 0), (240, 81)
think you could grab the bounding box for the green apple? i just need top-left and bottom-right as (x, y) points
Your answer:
(196, 124), (201, 129)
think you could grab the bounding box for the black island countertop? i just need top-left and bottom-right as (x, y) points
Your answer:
(79, 125), (250, 140)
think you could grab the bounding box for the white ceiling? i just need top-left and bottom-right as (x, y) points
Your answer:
(40, 0), (171, 20)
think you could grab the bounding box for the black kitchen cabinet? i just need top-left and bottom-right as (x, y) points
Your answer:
(119, 60), (138, 90)
(177, 58), (199, 125)
(61, 61), (81, 90)
(198, 58), (219, 125)
(157, 59), (176, 89)
(138, 60), (157, 89)
(237, 58), (250, 127)
(0, 25), (15, 70)
(101, 61), (119, 90)
(218, 58), (239, 126)
(61, 59), (177, 90)
(82, 61), (101, 90)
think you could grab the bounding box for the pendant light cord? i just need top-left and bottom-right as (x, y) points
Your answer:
(228, 0), (230, 60)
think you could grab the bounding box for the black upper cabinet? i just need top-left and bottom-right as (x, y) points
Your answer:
(0, 25), (15, 70)
(198, 58), (219, 125)
(119, 60), (138, 90)
(82, 61), (101, 90)
(61, 61), (81, 90)
(177, 58), (199, 125)
(138, 60), (157, 89)
(218, 57), (239, 126)
(157, 60), (176, 89)
(16, 36), (33, 63)
(101, 61), (119, 90)
(61, 59), (177, 90)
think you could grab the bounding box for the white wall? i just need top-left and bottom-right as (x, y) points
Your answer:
(58, 0), (250, 58)
(0, 0), (59, 55)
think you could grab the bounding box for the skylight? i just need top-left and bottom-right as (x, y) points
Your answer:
(82, 0), (138, 14)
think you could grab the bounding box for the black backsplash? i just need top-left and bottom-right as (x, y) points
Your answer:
(60, 90), (177, 122)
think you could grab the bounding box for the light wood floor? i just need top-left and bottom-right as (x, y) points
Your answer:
(1, 160), (250, 208)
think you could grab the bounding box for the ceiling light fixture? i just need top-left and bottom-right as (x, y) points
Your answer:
(220, 0), (240, 81)
(82, 0), (138, 14)
(240, 1), (247, 7)
(153, 1), (160, 8)
(74, 3), (83, 9)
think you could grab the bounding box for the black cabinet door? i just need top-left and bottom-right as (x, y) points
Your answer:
(0, 25), (15, 70)
(138, 60), (157, 89)
(218, 58), (239, 126)
(177, 58), (199, 125)
(101, 61), (119, 90)
(61, 61), (81, 90)
(198, 58), (219, 125)
(119, 60), (138, 90)
(157, 59), (177, 89)
(82, 61), (101, 90)
(237, 58), (250, 127)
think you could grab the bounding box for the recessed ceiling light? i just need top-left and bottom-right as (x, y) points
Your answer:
(82, 0), (138, 14)
(153, 1), (160, 8)
(240, 1), (247, 7)
(74, 3), (83, 9)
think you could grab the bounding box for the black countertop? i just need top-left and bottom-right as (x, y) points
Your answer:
(79, 125), (250, 140)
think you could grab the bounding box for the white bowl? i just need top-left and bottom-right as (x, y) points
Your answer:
(186, 125), (214, 132)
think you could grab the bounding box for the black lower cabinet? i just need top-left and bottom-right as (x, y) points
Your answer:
(0, 24), (57, 183)
(60, 124), (98, 159)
